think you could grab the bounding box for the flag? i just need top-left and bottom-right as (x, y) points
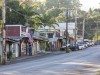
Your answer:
(28, 33), (33, 44)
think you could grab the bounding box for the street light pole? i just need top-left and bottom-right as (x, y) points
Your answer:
(2, 0), (6, 65)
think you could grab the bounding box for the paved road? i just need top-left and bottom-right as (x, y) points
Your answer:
(0, 46), (100, 75)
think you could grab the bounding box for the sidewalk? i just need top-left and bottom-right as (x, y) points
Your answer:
(7, 51), (66, 65)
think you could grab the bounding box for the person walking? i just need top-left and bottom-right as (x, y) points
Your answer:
(29, 44), (32, 56)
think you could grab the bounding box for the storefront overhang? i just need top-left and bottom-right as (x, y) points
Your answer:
(33, 36), (48, 42)
(6, 38), (19, 43)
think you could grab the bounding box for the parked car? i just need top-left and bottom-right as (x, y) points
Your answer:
(79, 42), (88, 48)
(60, 44), (70, 51)
(77, 44), (85, 50)
(88, 42), (94, 46)
(68, 44), (79, 51)
(91, 42), (95, 46)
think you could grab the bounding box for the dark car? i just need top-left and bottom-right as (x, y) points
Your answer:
(69, 44), (79, 51)
(60, 44), (70, 51)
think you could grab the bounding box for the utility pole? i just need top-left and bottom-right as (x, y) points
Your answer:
(82, 16), (85, 42)
(65, 8), (68, 52)
(75, 9), (77, 47)
(96, 22), (99, 44)
(2, 0), (6, 65)
(63, 8), (69, 52)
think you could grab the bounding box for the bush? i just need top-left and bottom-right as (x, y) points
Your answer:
(60, 47), (71, 52)
(40, 42), (46, 50)
(66, 48), (72, 53)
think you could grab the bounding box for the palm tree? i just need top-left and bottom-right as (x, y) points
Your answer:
(35, 13), (58, 28)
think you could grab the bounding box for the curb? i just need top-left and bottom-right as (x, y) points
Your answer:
(6, 51), (66, 65)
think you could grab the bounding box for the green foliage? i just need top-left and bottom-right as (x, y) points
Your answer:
(66, 48), (71, 53)
(40, 42), (46, 50)
(46, 7), (62, 18)
(35, 13), (58, 28)
(0, 0), (2, 7)
(5, 0), (38, 26)
(56, 13), (66, 22)
(45, 0), (79, 9)
(0, 0), (99, 39)
(93, 35), (100, 41)
(0, 0), (81, 28)
(0, 20), (2, 33)
(45, 0), (59, 9)
(6, 0), (26, 25)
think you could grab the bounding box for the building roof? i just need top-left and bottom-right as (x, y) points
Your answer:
(39, 22), (75, 35)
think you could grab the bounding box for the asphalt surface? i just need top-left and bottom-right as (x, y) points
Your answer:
(0, 45), (100, 75)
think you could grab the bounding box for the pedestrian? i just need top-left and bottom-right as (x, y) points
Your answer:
(29, 44), (32, 56)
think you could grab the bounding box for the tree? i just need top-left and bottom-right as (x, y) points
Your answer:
(1, 0), (99, 40)
(6, 0), (26, 25)
(35, 13), (58, 28)
(5, 0), (39, 28)
(56, 13), (66, 22)
(45, 0), (59, 9)
(0, 2), (1, 20)
(46, 7), (62, 18)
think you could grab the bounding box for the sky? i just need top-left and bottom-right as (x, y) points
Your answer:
(80, 0), (100, 11)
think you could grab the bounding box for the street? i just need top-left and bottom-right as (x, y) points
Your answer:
(0, 46), (100, 75)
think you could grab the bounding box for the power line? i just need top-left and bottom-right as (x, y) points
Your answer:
(6, 6), (26, 17)
(6, 6), (36, 25)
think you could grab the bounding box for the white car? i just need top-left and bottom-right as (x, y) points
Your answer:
(89, 42), (95, 46)
(78, 44), (85, 50)
(62, 44), (70, 48)
(79, 42), (88, 48)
